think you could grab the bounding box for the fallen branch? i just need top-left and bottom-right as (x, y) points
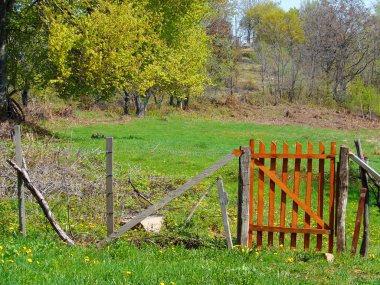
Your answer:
(7, 159), (75, 246)
(129, 177), (153, 205)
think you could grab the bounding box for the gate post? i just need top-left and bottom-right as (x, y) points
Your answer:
(237, 146), (251, 247)
(336, 146), (349, 253)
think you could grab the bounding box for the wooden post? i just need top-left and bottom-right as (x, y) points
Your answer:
(351, 188), (367, 255)
(106, 137), (114, 236)
(14, 125), (26, 236)
(336, 146), (349, 253)
(237, 146), (250, 247)
(355, 139), (369, 257)
(217, 178), (233, 250)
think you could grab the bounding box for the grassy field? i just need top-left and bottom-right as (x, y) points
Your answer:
(1, 114), (380, 284)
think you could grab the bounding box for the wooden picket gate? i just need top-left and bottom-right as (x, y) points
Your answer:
(247, 140), (336, 253)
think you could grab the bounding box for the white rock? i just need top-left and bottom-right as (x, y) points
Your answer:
(325, 253), (334, 263)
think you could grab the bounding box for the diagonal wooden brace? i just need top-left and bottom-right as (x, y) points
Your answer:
(254, 159), (328, 229)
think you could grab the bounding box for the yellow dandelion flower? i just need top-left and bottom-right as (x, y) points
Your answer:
(160, 282), (165, 285)
(287, 258), (294, 263)
(279, 244), (284, 249)
(25, 249), (32, 254)
(159, 250), (163, 254)
(84, 256), (90, 262)
(0, 246), (3, 250)
(9, 227), (14, 231)
(27, 258), (33, 263)
(15, 252), (20, 256)
(8, 260), (14, 263)
(369, 254), (376, 259)
(274, 252), (278, 255)
(126, 271), (132, 276)
(23, 246), (27, 250)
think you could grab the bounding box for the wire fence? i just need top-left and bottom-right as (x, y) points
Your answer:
(0, 137), (236, 243)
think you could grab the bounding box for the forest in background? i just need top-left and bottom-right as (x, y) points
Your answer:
(0, 0), (379, 120)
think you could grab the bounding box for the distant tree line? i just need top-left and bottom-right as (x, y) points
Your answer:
(240, 0), (380, 116)
(0, 0), (236, 119)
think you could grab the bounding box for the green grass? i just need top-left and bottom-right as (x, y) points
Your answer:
(1, 114), (380, 284)
(0, 234), (379, 285)
(47, 115), (380, 176)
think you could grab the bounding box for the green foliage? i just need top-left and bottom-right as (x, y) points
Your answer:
(348, 79), (380, 116)
(44, 0), (211, 103)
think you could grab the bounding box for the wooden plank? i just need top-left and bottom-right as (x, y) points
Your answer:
(238, 147), (250, 247)
(7, 160), (75, 246)
(99, 151), (239, 246)
(279, 142), (288, 247)
(268, 142), (276, 247)
(328, 142), (336, 253)
(251, 153), (334, 159)
(14, 125), (26, 237)
(304, 142), (313, 250)
(316, 142), (325, 251)
(257, 141), (265, 249)
(349, 153), (380, 182)
(217, 178), (233, 250)
(248, 139), (255, 247)
(336, 146), (349, 253)
(351, 188), (367, 255)
(250, 225), (330, 235)
(354, 139), (370, 257)
(291, 143), (302, 250)
(253, 160), (327, 228)
(106, 137), (114, 236)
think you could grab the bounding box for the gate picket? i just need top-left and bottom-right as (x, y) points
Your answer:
(291, 143), (302, 250)
(317, 143), (325, 251)
(279, 142), (288, 248)
(304, 142), (313, 250)
(257, 142), (265, 248)
(268, 142), (277, 247)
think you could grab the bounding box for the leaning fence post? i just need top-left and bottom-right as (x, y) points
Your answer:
(237, 146), (250, 247)
(14, 125), (26, 236)
(336, 146), (349, 253)
(217, 177), (233, 250)
(354, 139), (370, 257)
(351, 188), (367, 255)
(106, 137), (114, 236)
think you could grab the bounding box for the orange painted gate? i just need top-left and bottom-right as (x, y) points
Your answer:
(248, 140), (336, 253)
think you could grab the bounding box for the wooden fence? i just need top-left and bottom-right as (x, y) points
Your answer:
(238, 140), (336, 253)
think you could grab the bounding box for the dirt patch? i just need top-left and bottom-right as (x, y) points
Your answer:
(247, 104), (379, 130)
(204, 99), (380, 130)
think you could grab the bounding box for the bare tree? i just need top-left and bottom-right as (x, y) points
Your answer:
(301, 0), (377, 103)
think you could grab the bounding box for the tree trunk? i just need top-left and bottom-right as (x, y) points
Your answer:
(123, 91), (131, 115)
(169, 95), (175, 106)
(22, 80), (29, 107)
(183, 96), (189, 109)
(134, 94), (145, 117)
(0, 1), (9, 114)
